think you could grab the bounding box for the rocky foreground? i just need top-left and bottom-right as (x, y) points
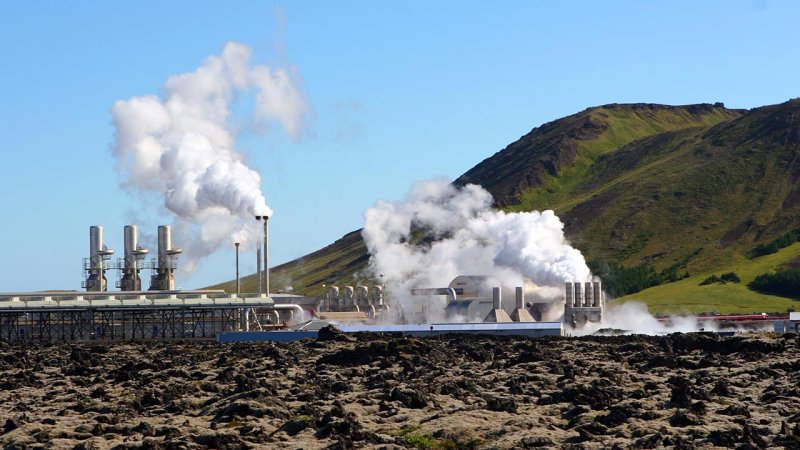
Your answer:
(1, 330), (800, 449)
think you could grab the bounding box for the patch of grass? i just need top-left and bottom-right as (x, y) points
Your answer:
(405, 433), (438, 450)
(397, 425), (482, 450)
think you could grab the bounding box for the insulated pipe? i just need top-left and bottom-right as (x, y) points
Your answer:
(410, 287), (457, 304)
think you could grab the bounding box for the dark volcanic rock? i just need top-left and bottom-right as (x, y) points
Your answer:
(0, 333), (798, 449)
(390, 387), (428, 409)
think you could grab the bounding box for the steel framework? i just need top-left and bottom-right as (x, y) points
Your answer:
(0, 305), (276, 343)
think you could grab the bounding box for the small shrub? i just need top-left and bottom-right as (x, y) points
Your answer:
(720, 272), (741, 283)
(700, 272), (740, 286)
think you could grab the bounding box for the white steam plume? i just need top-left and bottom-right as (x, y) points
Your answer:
(575, 301), (721, 336)
(111, 42), (308, 272)
(362, 178), (592, 316)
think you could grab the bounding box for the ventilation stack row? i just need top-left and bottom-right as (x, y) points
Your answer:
(83, 225), (181, 292)
(563, 280), (604, 329)
(323, 284), (385, 312)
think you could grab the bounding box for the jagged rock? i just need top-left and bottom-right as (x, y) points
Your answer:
(389, 387), (428, 409)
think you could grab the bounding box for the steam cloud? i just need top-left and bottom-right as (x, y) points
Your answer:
(111, 42), (308, 271)
(362, 178), (592, 311)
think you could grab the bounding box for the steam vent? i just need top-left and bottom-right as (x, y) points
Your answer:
(564, 281), (604, 328)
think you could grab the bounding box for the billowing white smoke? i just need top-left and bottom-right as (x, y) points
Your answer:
(362, 178), (592, 319)
(111, 42), (308, 271)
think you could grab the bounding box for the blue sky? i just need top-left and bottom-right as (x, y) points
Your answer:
(1, 1), (797, 292)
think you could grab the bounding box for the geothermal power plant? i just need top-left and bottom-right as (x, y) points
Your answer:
(1, 222), (798, 344)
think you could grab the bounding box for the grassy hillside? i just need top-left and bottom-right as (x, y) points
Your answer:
(616, 242), (800, 315)
(210, 100), (800, 314)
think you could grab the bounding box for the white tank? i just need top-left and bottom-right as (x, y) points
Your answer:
(343, 286), (355, 306)
(356, 285), (369, 305)
(372, 285), (384, 305)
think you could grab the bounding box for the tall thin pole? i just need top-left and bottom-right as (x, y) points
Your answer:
(256, 215), (262, 295)
(256, 245), (262, 295)
(264, 216), (269, 297)
(234, 242), (240, 296)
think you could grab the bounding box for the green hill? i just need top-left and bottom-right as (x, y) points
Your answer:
(211, 100), (800, 313)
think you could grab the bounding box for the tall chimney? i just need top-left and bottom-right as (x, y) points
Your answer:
(565, 282), (574, 307)
(235, 242), (240, 296)
(85, 225), (113, 291)
(120, 225), (148, 291)
(264, 216), (269, 297)
(584, 281), (593, 307)
(255, 215), (262, 295)
(256, 244), (262, 295)
(574, 282), (583, 308)
(149, 225), (181, 291)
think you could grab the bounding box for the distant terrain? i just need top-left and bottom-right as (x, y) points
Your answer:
(212, 100), (800, 314)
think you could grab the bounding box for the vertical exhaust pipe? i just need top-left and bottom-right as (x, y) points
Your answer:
(120, 225), (148, 291)
(256, 244), (262, 295)
(148, 225), (181, 291)
(264, 216), (269, 297)
(85, 225), (114, 291)
(235, 242), (240, 296)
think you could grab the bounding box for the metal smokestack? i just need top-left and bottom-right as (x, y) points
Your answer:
(256, 216), (262, 295)
(235, 242), (240, 296)
(120, 225), (148, 291)
(85, 225), (114, 291)
(264, 216), (269, 297)
(149, 225), (182, 291)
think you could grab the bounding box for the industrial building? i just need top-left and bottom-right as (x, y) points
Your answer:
(0, 222), (610, 343)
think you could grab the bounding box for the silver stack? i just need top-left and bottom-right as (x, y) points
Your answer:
(83, 226), (114, 292)
(149, 225), (182, 291)
(119, 225), (149, 291)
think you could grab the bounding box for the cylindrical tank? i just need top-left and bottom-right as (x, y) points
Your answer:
(584, 281), (593, 307)
(327, 286), (340, 300)
(356, 285), (369, 305)
(372, 285), (384, 306)
(326, 286), (340, 310)
(343, 286), (355, 306)
(574, 282), (583, 308)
